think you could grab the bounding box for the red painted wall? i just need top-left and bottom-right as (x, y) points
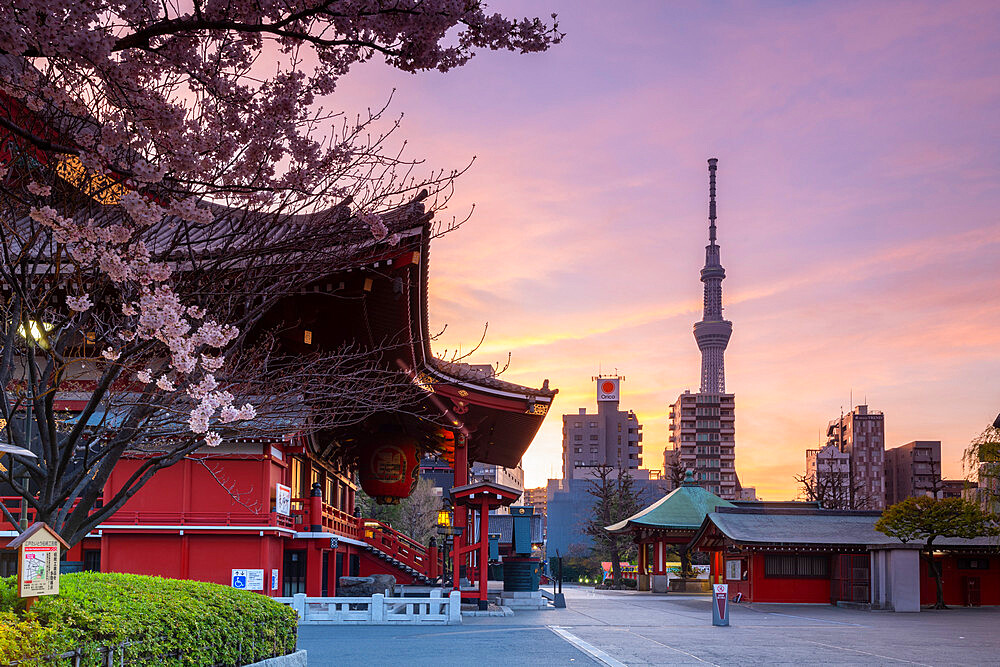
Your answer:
(101, 532), (286, 595)
(109, 455), (279, 517)
(920, 555), (1000, 606)
(717, 553), (831, 604)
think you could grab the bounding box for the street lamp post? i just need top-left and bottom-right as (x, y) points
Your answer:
(14, 319), (49, 531)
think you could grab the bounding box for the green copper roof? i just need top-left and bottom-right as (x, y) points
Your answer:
(605, 474), (735, 533)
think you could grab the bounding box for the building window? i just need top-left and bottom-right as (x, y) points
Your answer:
(764, 555), (829, 578)
(589, 421), (597, 428)
(290, 457), (306, 498)
(957, 558), (991, 570)
(574, 435), (583, 441)
(574, 447), (582, 454)
(590, 434), (599, 441)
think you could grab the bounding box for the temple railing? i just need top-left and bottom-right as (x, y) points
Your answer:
(361, 519), (428, 575)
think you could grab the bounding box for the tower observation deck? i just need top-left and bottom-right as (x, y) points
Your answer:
(694, 158), (733, 394)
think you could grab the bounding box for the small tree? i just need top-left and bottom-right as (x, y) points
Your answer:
(666, 456), (685, 490)
(585, 465), (645, 589)
(875, 496), (998, 609)
(794, 469), (873, 510)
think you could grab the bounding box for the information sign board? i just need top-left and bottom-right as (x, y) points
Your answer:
(5, 523), (68, 599)
(275, 484), (292, 516)
(232, 569), (265, 591)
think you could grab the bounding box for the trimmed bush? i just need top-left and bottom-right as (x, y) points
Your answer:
(0, 572), (297, 666)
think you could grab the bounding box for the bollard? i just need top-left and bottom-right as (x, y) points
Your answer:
(712, 583), (729, 626)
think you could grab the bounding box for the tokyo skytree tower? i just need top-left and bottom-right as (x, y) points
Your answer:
(693, 158), (733, 394)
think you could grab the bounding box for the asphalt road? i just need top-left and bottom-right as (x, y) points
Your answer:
(297, 584), (1000, 666)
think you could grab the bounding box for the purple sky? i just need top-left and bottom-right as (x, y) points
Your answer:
(335, 1), (1000, 498)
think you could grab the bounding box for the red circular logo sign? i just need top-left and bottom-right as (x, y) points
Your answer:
(601, 381), (616, 394)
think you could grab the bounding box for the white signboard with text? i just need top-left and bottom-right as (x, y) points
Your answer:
(232, 569), (264, 591)
(275, 484), (292, 517)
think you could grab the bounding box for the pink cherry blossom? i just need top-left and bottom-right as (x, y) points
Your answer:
(66, 294), (93, 312)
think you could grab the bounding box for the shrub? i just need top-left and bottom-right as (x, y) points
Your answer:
(0, 610), (61, 664)
(0, 573), (297, 666)
(621, 578), (637, 589)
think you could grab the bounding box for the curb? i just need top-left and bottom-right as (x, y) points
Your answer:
(245, 650), (308, 667)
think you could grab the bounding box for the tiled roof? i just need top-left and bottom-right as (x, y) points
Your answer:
(605, 482), (735, 533)
(703, 508), (998, 548)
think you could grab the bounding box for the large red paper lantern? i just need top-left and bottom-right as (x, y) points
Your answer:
(358, 432), (420, 505)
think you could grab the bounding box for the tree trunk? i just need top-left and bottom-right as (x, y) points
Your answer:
(923, 550), (947, 609)
(932, 557), (947, 609)
(610, 547), (622, 589)
(680, 546), (692, 578)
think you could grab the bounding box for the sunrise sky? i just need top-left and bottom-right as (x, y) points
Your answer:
(335, 1), (1000, 499)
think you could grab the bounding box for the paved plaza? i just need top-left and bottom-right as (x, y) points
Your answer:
(297, 584), (1000, 665)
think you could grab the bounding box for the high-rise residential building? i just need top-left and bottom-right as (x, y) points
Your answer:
(804, 442), (852, 507)
(825, 404), (886, 510)
(561, 376), (643, 479)
(884, 440), (942, 505)
(664, 391), (736, 497)
(662, 159), (741, 500)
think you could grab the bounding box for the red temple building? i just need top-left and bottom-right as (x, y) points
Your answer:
(690, 507), (1000, 609)
(1, 192), (556, 601)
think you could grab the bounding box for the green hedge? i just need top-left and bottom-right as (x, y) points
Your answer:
(0, 572), (297, 666)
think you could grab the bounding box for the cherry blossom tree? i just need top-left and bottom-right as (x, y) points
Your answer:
(0, 1), (560, 544)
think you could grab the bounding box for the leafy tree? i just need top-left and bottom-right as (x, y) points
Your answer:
(584, 464), (645, 589)
(875, 496), (998, 609)
(0, 2), (560, 544)
(963, 423), (1000, 512)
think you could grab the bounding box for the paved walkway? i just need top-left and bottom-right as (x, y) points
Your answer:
(297, 584), (1000, 665)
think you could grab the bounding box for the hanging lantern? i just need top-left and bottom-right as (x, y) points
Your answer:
(358, 431), (420, 505)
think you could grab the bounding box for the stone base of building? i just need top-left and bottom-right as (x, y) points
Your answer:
(500, 590), (549, 609)
(669, 578), (711, 593)
(651, 575), (669, 593)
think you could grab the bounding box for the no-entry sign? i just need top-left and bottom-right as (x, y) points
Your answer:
(712, 583), (729, 626)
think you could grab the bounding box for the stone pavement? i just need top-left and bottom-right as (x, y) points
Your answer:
(297, 584), (1000, 665)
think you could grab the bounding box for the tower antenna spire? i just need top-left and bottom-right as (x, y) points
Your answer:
(693, 158), (732, 394)
(708, 157), (718, 244)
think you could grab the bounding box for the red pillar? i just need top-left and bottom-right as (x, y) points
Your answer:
(427, 541), (439, 580)
(306, 542), (323, 596)
(479, 498), (490, 608)
(452, 433), (468, 592)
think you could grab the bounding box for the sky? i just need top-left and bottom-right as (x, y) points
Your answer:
(334, 0), (1000, 499)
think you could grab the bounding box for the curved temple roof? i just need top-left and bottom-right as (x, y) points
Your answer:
(605, 474), (734, 534)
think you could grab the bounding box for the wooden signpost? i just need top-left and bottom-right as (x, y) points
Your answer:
(4, 523), (69, 609)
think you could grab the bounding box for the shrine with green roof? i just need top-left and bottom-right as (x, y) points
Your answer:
(605, 471), (734, 592)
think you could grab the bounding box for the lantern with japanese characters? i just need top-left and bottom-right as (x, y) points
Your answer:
(358, 432), (420, 504)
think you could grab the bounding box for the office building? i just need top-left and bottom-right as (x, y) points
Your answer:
(561, 376), (643, 480)
(826, 405), (886, 510)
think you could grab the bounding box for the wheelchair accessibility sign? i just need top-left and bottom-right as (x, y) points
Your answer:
(231, 569), (264, 590)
